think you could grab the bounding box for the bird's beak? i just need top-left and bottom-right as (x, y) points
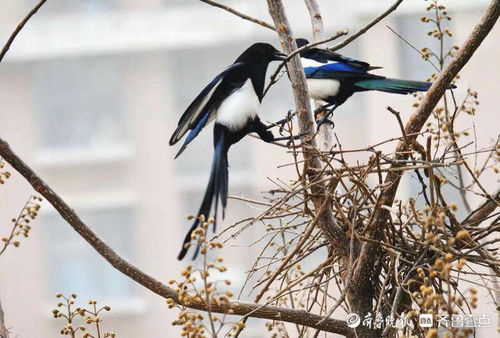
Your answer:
(273, 51), (288, 61)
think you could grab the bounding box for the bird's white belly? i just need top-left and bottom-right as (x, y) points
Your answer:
(307, 79), (340, 100)
(216, 79), (260, 131)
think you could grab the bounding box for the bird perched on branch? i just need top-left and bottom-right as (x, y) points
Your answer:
(170, 43), (291, 260)
(296, 38), (455, 128)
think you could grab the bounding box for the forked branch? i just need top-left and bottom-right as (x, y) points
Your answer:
(351, 0), (500, 301)
(0, 138), (351, 336)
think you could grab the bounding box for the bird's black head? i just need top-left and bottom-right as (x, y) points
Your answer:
(295, 38), (314, 58)
(295, 38), (326, 60)
(295, 38), (309, 48)
(235, 43), (287, 64)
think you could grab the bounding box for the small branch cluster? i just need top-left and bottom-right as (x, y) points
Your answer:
(167, 218), (243, 337)
(420, 1), (459, 70)
(0, 158), (11, 184)
(0, 195), (42, 256)
(52, 293), (115, 338)
(409, 259), (480, 338)
(218, 1), (500, 336)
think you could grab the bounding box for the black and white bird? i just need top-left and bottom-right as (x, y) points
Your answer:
(169, 43), (288, 260)
(296, 38), (454, 127)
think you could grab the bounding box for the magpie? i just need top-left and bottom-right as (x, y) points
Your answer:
(296, 38), (455, 127)
(169, 43), (288, 260)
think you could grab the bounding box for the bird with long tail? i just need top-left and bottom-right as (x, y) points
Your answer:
(295, 38), (456, 128)
(169, 43), (296, 260)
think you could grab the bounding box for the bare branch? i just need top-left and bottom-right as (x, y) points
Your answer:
(0, 0), (48, 63)
(304, 0), (324, 41)
(351, 0), (500, 302)
(286, 30), (349, 62)
(199, 0), (276, 31)
(0, 137), (352, 335)
(266, 0), (351, 259)
(328, 0), (404, 52)
(254, 192), (331, 302)
(462, 190), (500, 227)
(304, 0), (336, 150)
(386, 24), (440, 71)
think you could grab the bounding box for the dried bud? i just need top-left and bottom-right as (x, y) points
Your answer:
(456, 229), (470, 240)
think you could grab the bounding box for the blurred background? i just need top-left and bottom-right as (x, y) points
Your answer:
(0, 0), (497, 336)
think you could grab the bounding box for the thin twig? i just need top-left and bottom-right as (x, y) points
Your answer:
(327, 0), (404, 52)
(0, 137), (351, 335)
(199, 0), (275, 31)
(351, 0), (500, 312)
(0, 0), (48, 63)
(385, 25), (440, 72)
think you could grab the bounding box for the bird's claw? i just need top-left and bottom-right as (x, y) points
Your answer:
(280, 110), (295, 135)
(268, 110), (296, 134)
(313, 105), (332, 120)
(273, 131), (305, 145)
(287, 132), (307, 147)
(314, 104), (337, 131)
(316, 117), (335, 131)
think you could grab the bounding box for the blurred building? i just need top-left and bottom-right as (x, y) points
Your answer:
(0, 0), (497, 337)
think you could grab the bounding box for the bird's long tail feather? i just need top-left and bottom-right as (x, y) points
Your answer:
(355, 78), (436, 94)
(177, 126), (229, 260)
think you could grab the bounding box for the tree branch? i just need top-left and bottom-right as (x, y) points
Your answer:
(0, 138), (351, 336)
(304, 0), (337, 150)
(462, 190), (500, 227)
(304, 0), (324, 41)
(327, 0), (404, 52)
(199, 0), (276, 31)
(0, 0), (48, 63)
(285, 30), (349, 62)
(266, 0), (351, 260)
(350, 0), (500, 305)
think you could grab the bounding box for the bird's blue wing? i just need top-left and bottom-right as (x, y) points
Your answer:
(304, 62), (365, 79)
(169, 62), (244, 148)
(173, 111), (213, 158)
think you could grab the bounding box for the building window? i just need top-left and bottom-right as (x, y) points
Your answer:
(42, 205), (136, 300)
(33, 56), (126, 152)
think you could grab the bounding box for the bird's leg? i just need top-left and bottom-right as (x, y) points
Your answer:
(254, 117), (304, 144)
(254, 118), (277, 143)
(316, 105), (337, 131)
(266, 110), (296, 135)
(271, 133), (306, 142)
(313, 103), (333, 119)
(273, 132), (307, 148)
